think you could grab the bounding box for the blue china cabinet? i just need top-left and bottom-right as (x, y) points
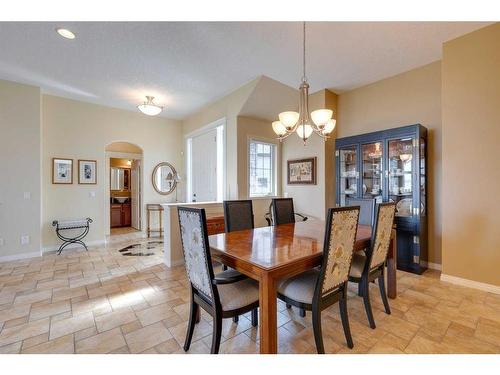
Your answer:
(335, 124), (428, 274)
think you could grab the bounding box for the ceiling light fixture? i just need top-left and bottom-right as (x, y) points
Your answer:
(137, 96), (163, 116)
(56, 28), (76, 40)
(272, 22), (336, 145)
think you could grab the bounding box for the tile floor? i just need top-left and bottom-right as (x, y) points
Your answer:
(1, 236), (500, 354)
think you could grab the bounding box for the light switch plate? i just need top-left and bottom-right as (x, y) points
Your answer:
(0, 238), (4, 246)
(24, 192), (31, 200)
(21, 235), (30, 245)
(89, 191), (96, 198)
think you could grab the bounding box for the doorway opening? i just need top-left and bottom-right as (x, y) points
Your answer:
(186, 119), (225, 202)
(105, 142), (143, 239)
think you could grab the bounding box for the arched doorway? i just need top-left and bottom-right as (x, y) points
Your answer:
(105, 142), (144, 238)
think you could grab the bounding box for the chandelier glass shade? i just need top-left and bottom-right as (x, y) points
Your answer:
(137, 96), (163, 116)
(272, 22), (336, 144)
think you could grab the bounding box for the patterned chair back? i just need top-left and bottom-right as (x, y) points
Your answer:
(177, 207), (216, 302)
(318, 207), (360, 297)
(223, 200), (254, 232)
(271, 198), (295, 225)
(368, 203), (396, 270)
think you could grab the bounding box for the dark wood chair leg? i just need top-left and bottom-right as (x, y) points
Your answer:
(251, 308), (258, 327)
(211, 315), (223, 354)
(286, 303), (292, 309)
(357, 283), (363, 297)
(232, 316), (239, 323)
(183, 301), (198, 351)
(312, 309), (325, 354)
(222, 264), (228, 271)
(378, 275), (391, 315)
(299, 308), (306, 317)
(362, 277), (376, 329)
(339, 298), (354, 349)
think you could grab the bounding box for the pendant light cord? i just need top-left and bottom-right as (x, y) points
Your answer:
(302, 21), (306, 82)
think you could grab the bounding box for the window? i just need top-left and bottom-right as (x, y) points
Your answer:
(248, 139), (277, 197)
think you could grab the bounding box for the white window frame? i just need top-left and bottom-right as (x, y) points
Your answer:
(247, 138), (278, 198)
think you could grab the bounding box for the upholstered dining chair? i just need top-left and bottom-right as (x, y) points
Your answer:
(270, 198), (308, 225)
(271, 198), (309, 316)
(222, 200), (258, 324)
(277, 206), (360, 353)
(178, 206), (260, 354)
(348, 202), (396, 329)
(345, 197), (376, 226)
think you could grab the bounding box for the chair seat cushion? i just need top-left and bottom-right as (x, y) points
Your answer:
(218, 278), (259, 312)
(215, 268), (245, 280)
(278, 269), (320, 305)
(349, 251), (367, 278)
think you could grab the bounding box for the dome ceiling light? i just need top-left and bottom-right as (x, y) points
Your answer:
(137, 96), (163, 116)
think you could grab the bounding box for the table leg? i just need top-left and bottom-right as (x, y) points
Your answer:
(387, 229), (397, 299)
(259, 273), (278, 354)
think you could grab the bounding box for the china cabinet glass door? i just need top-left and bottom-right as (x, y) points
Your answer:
(339, 145), (358, 206)
(388, 138), (414, 217)
(361, 142), (383, 202)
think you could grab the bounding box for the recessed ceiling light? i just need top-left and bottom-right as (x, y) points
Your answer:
(56, 28), (76, 40)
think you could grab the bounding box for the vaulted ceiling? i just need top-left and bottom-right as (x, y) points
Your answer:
(0, 22), (490, 119)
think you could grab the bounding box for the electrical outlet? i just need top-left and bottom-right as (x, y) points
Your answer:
(0, 238), (4, 246)
(23, 192), (31, 200)
(21, 235), (30, 245)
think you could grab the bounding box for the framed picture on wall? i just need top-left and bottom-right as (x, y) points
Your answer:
(78, 160), (97, 184)
(52, 158), (73, 184)
(287, 157), (317, 185)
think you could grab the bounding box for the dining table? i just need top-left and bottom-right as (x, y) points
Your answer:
(208, 219), (397, 354)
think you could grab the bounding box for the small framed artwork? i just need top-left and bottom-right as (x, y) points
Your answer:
(78, 160), (97, 184)
(52, 158), (73, 184)
(287, 157), (317, 185)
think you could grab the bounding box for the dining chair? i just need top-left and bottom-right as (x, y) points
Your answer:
(222, 200), (258, 325)
(178, 206), (260, 354)
(270, 198), (308, 225)
(345, 197), (375, 226)
(277, 206), (360, 353)
(348, 202), (396, 329)
(223, 199), (254, 232)
(271, 197), (308, 317)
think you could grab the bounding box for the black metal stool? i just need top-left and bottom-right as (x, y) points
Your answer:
(52, 218), (92, 255)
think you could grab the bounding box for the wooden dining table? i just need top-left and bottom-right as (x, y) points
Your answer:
(208, 219), (397, 354)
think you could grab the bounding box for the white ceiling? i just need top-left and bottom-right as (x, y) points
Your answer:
(0, 22), (490, 119)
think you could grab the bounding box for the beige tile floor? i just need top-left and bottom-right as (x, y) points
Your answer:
(1, 236), (500, 354)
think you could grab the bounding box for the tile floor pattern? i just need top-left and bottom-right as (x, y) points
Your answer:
(1, 236), (500, 354)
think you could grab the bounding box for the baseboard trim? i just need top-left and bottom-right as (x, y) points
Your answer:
(440, 273), (500, 295)
(164, 258), (184, 268)
(42, 239), (106, 253)
(422, 261), (442, 271)
(0, 250), (43, 263)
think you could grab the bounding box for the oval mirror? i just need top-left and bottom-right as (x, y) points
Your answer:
(152, 162), (177, 195)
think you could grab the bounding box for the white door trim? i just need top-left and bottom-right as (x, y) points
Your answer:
(185, 118), (226, 202)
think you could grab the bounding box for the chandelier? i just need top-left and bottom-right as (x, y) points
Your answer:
(137, 96), (163, 116)
(272, 22), (336, 144)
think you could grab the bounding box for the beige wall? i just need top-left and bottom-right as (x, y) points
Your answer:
(337, 61), (442, 265)
(442, 23), (500, 286)
(182, 79), (259, 199)
(281, 89), (338, 220)
(0, 80), (41, 260)
(42, 95), (183, 248)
